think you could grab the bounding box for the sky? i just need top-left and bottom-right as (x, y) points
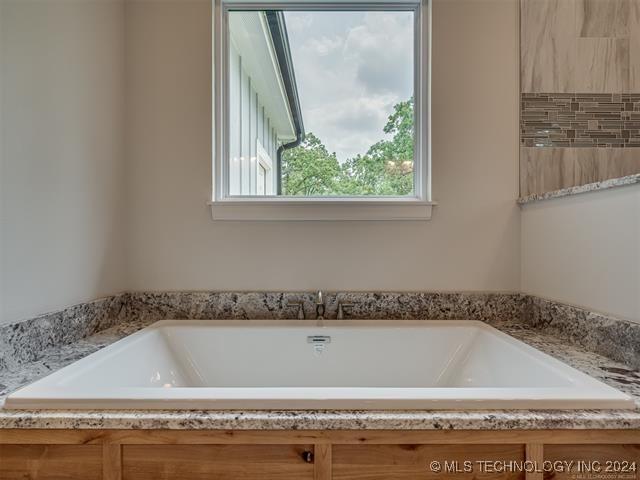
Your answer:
(284, 11), (414, 162)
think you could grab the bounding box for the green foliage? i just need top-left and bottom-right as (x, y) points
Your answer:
(281, 98), (415, 196)
(281, 133), (341, 196)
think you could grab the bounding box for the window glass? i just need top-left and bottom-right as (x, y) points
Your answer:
(227, 9), (415, 197)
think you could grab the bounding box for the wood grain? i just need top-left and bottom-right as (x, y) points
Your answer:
(577, 0), (630, 38)
(122, 444), (315, 480)
(543, 444), (640, 480)
(0, 429), (638, 479)
(520, 147), (576, 196)
(103, 444), (122, 480)
(521, 0), (636, 93)
(2, 429), (640, 445)
(575, 37), (630, 92)
(520, 147), (640, 196)
(333, 444), (526, 480)
(525, 444), (544, 480)
(315, 444), (332, 480)
(521, 0), (576, 92)
(0, 444), (103, 480)
(630, 0), (640, 90)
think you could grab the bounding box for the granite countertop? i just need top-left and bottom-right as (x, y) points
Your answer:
(0, 318), (639, 430)
(517, 173), (640, 204)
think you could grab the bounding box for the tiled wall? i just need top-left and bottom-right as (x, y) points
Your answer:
(521, 0), (640, 94)
(521, 93), (640, 148)
(519, 0), (640, 198)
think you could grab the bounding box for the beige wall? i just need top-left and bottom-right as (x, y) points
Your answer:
(124, 0), (521, 293)
(521, 185), (640, 323)
(0, 0), (127, 324)
(4, 0), (635, 326)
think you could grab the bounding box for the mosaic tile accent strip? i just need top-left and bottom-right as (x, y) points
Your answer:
(521, 93), (640, 147)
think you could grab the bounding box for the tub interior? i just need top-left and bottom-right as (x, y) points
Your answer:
(54, 322), (572, 389)
(7, 320), (633, 410)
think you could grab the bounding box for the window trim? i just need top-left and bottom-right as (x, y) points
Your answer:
(256, 139), (274, 195)
(211, 0), (434, 221)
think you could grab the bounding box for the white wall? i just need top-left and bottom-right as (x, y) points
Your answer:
(0, 0), (523, 325)
(4, 0), (637, 327)
(0, 0), (127, 324)
(0, 0), (5, 324)
(125, 0), (521, 293)
(521, 185), (640, 323)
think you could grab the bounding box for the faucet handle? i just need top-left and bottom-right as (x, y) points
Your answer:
(337, 302), (354, 320)
(286, 301), (305, 320)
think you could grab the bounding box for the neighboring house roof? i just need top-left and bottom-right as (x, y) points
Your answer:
(264, 12), (305, 145)
(263, 11), (306, 194)
(228, 11), (304, 146)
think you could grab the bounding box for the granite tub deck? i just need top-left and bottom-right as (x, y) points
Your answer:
(0, 318), (639, 430)
(517, 172), (640, 204)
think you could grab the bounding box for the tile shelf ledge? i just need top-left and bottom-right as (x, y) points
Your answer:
(518, 173), (640, 204)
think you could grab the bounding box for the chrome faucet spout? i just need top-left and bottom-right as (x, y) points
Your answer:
(315, 290), (325, 320)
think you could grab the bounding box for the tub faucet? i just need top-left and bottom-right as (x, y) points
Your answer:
(315, 290), (325, 320)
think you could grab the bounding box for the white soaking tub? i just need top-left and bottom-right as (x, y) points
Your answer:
(5, 320), (634, 410)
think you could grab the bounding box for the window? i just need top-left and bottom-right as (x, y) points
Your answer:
(256, 139), (274, 195)
(212, 0), (432, 220)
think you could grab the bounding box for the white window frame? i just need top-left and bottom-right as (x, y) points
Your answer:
(256, 139), (274, 195)
(210, 0), (434, 221)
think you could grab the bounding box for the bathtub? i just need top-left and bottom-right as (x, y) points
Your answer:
(5, 320), (634, 410)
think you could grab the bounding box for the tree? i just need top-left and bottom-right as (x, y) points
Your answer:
(281, 133), (341, 196)
(281, 98), (414, 196)
(340, 98), (414, 195)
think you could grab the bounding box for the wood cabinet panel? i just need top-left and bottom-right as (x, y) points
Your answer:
(332, 444), (526, 480)
(0, 430), (638, 480)
(543, 444), (640, 480)
(122, 444), (315, 480)
(0, 444), (103, 480)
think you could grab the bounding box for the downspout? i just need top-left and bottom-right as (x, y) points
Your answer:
(265, 11), (305, 195)
(276, 138), (303, 195)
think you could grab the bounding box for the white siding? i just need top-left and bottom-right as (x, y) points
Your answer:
(228, 44), (241, 195)
(228, 42), (280, 195)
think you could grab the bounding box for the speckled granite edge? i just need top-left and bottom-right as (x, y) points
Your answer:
(2, 291), (639, 377)
(0, 295), (127, 373)
(0, 292), (524, 377)
(517, 173), (640, 204)
(523, 296), (640, 370)
(1, 409), (639, 430)
(124, 291), (525, 324)
(1, 319), (639, 430)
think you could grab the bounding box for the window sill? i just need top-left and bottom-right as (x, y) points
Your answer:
(207, 199), (436, 221)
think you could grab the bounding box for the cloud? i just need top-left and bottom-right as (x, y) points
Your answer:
(302, 36), (343, 57)
(344, 12), (414, 94)
(285, 11), (413, 161)
(306, 95), (398, 159)
(286, 12), (313, 32)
